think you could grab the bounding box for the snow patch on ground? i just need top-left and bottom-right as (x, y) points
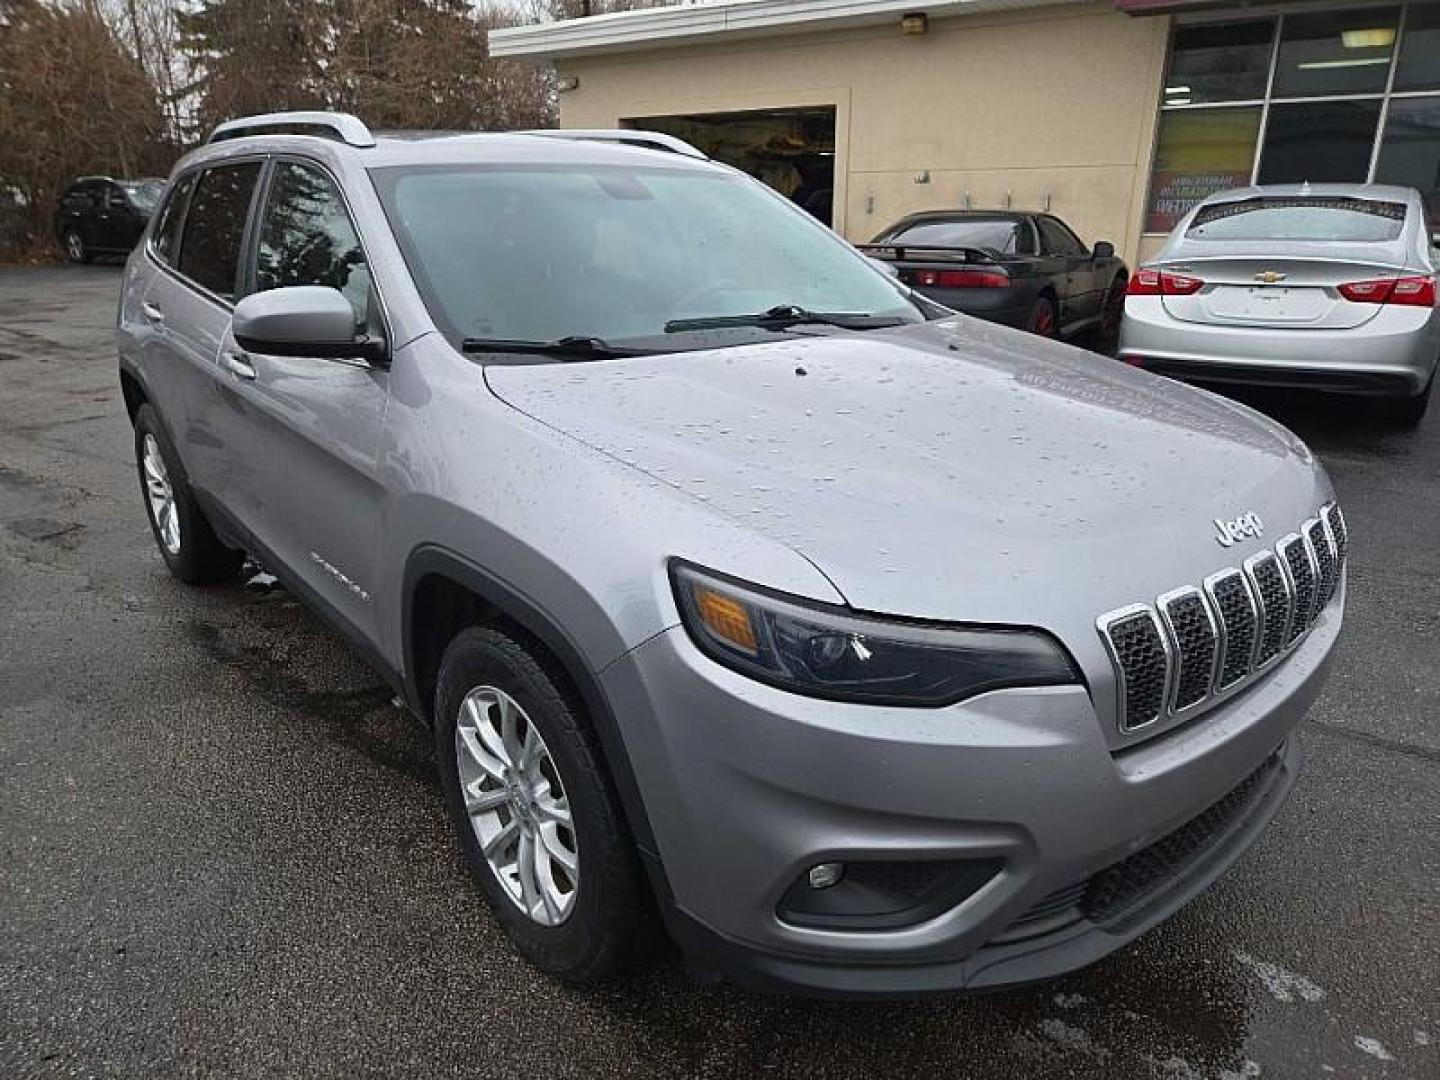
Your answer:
(1037, 1018), (1110, 1059)
(1353, 1036), (1395, 1061)
(1234, 951), (1326, 1003)
(1218, 1061), (1262, 1079)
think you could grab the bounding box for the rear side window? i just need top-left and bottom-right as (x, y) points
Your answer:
(177, 162), (261, 299)
(255, 162), (370, 324)
(1187, 197), (1406, 242)
(151, 174), (196, 266)
(889, 219), (1033, 255)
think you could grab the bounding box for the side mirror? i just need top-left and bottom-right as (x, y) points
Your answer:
(233, 286), (385, 362)
(1092, 240), (1115, 260)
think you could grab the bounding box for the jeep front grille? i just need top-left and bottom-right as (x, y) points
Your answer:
(1098, 503), (1345, 734)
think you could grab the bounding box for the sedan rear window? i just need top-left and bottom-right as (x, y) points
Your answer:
(887, 219), (1032, 254)
(1187, 197), (1406, 242)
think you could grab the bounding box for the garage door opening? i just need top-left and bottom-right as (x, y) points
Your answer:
(627, 107), (837, 226)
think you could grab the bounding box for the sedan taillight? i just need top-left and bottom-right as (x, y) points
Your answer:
(1127, 268), (1204, 296)
(914, 269), (1009, 288)
(1337, 275), (1436, 307)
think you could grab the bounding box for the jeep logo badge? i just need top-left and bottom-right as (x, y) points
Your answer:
(1214, 511), (1264, 547)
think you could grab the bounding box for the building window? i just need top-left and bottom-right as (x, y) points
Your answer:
(1147, 3), (1440, 233)
(1148, 108), (1262, 233)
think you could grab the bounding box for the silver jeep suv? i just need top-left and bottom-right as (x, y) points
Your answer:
(117, 112), (1346, 996)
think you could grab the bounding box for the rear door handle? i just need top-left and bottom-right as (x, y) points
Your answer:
(141, 302), (164, 324)
(222, 350), (256, 380)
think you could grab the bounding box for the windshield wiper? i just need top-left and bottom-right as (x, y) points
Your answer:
(460, 335), (648, 361)
(664, 305), (908, 334)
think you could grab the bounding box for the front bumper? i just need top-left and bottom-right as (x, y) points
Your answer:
(600, 605), (1341, 996)
(1119, 296), (1439, 396)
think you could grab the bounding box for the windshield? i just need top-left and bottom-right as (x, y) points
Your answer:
(885, 218), (1026, 253)
(371, 163), (921, 352)
(123, 181), (163, 211)
(1187, 197), (1406, 242)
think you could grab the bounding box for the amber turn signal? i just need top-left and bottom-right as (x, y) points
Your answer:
(692, 584), (760, 656)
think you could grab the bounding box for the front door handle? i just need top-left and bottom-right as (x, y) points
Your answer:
(222, 350), (256, 380)
(141, 302), (164, 324)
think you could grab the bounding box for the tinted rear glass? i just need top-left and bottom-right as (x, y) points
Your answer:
(888, 219), (1029, 254)
(1187, 197), (1406, 241)
(152, 173), (196, 266)
(177, 163), (261, 298)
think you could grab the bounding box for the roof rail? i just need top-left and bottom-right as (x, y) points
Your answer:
(519, 129), (707, 160)
(207, 111), (376, 148)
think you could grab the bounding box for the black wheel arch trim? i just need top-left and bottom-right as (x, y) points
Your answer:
(401, 544), (666, 872)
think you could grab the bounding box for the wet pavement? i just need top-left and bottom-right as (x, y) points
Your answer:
(1, 264), (1436, 1078)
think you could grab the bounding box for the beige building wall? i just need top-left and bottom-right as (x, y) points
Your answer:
(555, 3), (1172, 266)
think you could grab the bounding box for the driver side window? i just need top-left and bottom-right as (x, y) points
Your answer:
(1038, 217), (1086, 257)
(255, 162), (371, 326)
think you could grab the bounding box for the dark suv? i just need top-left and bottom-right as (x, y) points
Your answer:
(55, 176), (163, 263)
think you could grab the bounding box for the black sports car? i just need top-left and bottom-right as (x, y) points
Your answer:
(861, 210), (1128, 340)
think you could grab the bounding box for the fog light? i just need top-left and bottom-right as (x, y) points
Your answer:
(808, 862), (845, 889)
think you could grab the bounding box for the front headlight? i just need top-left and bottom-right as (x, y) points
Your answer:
(671, 561), (1079, 707)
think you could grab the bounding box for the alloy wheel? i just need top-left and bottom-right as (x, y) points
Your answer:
(142, 434), (180, 555)
(65, 231), (84, 262)
(455, 685), (579, 926)
(1030, 300), (1056, 337)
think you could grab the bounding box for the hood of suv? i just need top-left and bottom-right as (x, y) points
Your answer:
(485, 320), (1329, 639)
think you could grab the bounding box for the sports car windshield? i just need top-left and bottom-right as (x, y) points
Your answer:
(371, 163), (923, 353)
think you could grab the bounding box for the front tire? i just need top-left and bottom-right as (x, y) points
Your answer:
(435, 626), (658, 983)
(133, 404), (244, 583)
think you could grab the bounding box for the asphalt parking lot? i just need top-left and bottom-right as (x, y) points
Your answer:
(1, 264), (1436, 1079)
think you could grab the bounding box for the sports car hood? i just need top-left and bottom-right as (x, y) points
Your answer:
(485, 319), (1330, 644)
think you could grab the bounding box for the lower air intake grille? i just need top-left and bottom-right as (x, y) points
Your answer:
(999, 748), (1286, 939)
(1082, 749), (1282, 924)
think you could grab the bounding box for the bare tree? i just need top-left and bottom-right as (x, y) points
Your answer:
(0, 0), (170, 258)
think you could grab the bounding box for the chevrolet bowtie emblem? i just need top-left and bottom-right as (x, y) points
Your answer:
(1254, 270), (1288, 284)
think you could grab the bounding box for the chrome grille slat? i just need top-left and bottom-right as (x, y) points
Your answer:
(1204, 569), (1258, 692)
(1098, 502), (1345, 737)
(1326, 503), (1348, 565)
(1278, 533), (1317, 642)
(1097, 606), (1170, 732)
(1158, 588), (1218, 713)
(1246, 552), (1292, 667)
(1308, 516), (1338, 611)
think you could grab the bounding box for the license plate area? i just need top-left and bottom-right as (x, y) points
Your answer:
(1205, 285), (1329, 324)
